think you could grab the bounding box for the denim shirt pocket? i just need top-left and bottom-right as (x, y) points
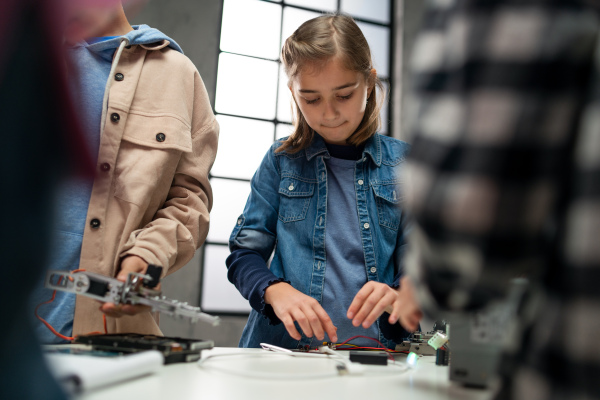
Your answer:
(372, 183), (401, 231)
(278, 177), (314, 223)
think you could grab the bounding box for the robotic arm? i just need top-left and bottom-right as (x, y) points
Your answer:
(44, 265), (220, 326)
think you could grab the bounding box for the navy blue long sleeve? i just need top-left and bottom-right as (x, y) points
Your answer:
(226, 248), (288, 324)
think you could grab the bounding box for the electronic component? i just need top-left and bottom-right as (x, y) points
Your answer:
(44, 266), (220, 326)
(433, 319), (447, 333)
(448, 278), (528, 387)
(73, 333), (214, 364)
(394, 331), (436, 355)
(435, 348), (449, 366)
(349, 351), (388, 365)
(447, 312), (503, 387)
(406, 352), (418, 367)
(427, 331), (449, 350)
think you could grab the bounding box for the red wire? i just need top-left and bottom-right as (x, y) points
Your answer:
(333, 335), (409, 360)
(35, 269), (108, 341)
(34, 281), (75, 341)
(337, 335), (388, 348)
(337, 346), (383, 351)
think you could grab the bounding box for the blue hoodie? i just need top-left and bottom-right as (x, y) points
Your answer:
(30, 25), (183, 344)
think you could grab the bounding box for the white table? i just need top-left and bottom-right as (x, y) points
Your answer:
(76, 347), (496, 400)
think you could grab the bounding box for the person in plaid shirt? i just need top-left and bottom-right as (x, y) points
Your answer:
(403, 0), (600, 398)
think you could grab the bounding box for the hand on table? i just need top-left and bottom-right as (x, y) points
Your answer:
(264, 282), (338, 342)
(347, 276), (422, 332)
(99, 255), (157, 318)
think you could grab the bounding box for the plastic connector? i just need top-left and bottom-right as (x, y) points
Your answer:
(427, 332), (448, 350)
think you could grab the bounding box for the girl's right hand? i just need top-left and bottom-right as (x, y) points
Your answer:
(264, 282), (338, 343)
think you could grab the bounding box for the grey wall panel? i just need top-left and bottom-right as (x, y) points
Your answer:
(393, 0), (425, 141)
(128, 0), (222, 105)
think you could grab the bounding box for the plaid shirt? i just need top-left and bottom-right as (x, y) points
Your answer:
(404, 1), (600, 399)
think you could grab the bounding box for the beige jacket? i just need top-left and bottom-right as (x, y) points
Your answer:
(73, 39), (218, 336)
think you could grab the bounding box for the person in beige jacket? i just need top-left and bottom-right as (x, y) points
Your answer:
(30, 2), (218, 342)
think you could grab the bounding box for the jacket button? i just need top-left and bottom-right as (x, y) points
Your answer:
(90, 218), (101, 229)
(115, 73), (124, 81)
(156, 133), (166, 142)
(363, 222), (370, 229)
(100, 163), (110, 172)
(370, 267), (377, 274)
(358, 179), (364, 185)
(110, 113), (120, 122)
(288, 185), (294, 191)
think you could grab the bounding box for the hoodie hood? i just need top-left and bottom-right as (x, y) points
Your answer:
(80, 24), (183, 61)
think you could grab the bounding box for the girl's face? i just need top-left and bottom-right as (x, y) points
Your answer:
(290, 57), (375, 145)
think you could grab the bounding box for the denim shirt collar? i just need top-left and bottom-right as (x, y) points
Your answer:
(362, 134), (382, 167)
(303, 133), (382, 167)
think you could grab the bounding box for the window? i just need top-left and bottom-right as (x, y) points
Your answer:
(201, 0), (395, 314)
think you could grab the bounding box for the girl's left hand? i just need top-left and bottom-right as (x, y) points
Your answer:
(347, 276), (422, 332)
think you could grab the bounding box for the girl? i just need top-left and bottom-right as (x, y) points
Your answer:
(226, 14), (421, 350)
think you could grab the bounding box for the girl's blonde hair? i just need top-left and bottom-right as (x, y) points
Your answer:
(278, 14), (384, 154)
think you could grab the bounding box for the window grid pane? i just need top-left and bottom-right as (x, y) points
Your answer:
(215, 53), (279, 119)
(220, 0), (282, 60)
(206, 178), (252, 243)
(341, 0), (391, 24)
(201, 244), (252, 313)
(281, 7), (322, 49)
(356, 22), (390, 78)
(212, 115), (275, 180)
(276, 123), (294, 140)
(284, 0), (336, 12)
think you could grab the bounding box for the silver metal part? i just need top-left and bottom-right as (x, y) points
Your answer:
(394, 331), (437, 355)
(44, 270), (220, 326)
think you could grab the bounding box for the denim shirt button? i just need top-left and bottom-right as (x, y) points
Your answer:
(370, 267), (377, 273)
(358, 179), (364, 185)
(363, 222), (370, 229)
(288, 185), (294, 191)
(237, 218), (242, 225)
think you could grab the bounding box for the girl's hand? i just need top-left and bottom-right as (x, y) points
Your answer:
(347, 277), (422, 332)
(99, 255), (155, 318)
(264, 282), (338, 342)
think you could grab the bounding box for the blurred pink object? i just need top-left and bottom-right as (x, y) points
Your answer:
(0, 0), (97, 175)
(61, 0), (146, 43)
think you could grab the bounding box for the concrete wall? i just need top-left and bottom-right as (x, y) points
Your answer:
(128, 0), (222, 105)
(393, 0), (426, 141)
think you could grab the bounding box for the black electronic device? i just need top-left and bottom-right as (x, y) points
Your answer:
(349, 351), (388, 365)
(73, 333), (214, 364)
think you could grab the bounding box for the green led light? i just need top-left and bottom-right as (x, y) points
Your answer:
(406, 352), (418, 367)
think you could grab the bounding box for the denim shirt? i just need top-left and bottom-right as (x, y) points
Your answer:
(227, 133), (411, 349)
